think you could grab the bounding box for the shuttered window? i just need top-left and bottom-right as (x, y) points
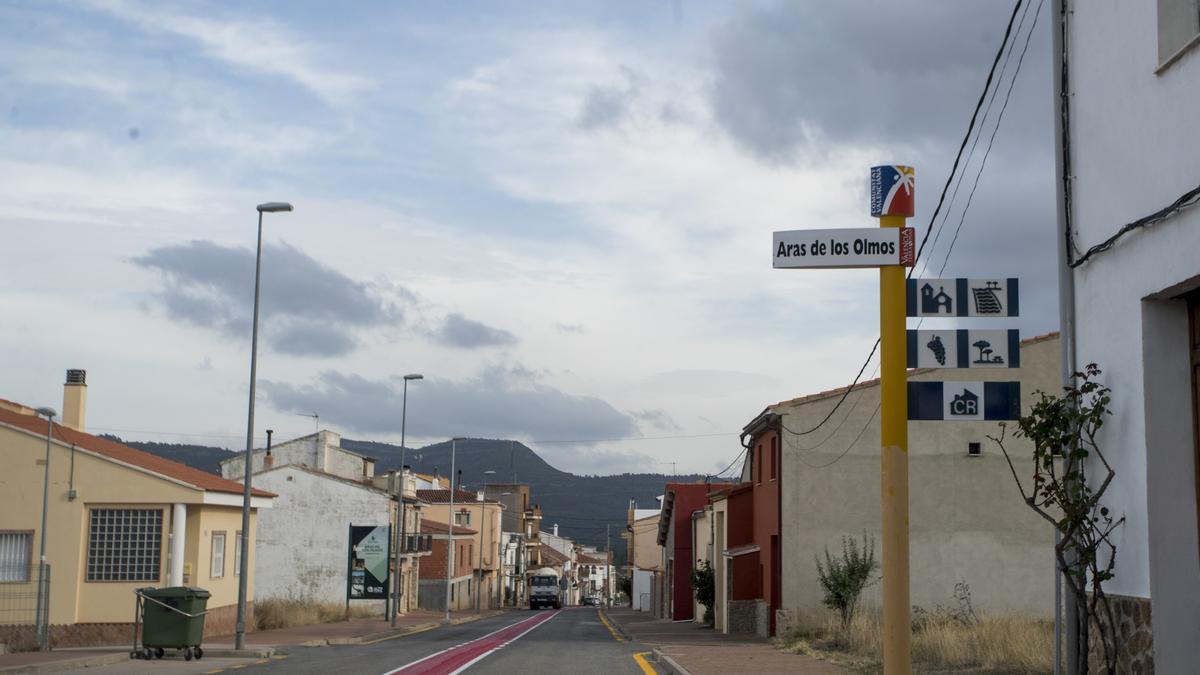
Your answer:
(0, 532), (32, 582)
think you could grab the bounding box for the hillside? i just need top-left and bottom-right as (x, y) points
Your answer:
(108, 435), (713, 564)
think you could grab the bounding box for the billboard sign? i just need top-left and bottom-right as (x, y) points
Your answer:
(347, 525), (391, 600)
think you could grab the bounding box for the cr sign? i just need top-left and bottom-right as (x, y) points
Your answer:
(773, 227), (915, 269)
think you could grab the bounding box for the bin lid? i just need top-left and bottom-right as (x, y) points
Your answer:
(143, 586), (211, 599)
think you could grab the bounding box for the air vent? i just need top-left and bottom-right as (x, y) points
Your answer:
(66, 369), (87, 385)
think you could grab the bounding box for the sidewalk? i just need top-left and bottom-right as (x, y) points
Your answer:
(0, 609), (502, 674)
(603, 608), (843, 675)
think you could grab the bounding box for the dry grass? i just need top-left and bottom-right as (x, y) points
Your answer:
(778, 609), (1054, 674)
(254, 597), (380, 631)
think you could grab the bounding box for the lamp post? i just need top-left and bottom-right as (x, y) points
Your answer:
(34, 407), (56, 651)
(495, 491), (510, 609)
(236, 201), (293, 651)
(391, 373), (423, 627)
(477, 470), (496, 611)
(444, 439), (462, 622)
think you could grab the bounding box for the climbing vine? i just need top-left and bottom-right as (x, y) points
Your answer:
(990, 363), (1122, 673)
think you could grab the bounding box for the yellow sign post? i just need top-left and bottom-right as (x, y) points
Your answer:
(872, 165), (913, 674)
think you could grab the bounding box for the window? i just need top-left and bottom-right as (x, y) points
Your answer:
(86, 509), (162, 582)
(755, 444), (762, 484)
(0, 531), (32, 582)
(770, 436), (778, 480)
(1158, 0), (1200, 68)
(455, 511), (471, 526)
(233, 531), (242, 577)
(968, 442), (982, 457)
(211, 532), (226, 579)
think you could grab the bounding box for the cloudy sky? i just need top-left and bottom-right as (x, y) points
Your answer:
(1, 0), (1057, 475)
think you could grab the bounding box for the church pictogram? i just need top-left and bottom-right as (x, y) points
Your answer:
(920, 283), (953, 314)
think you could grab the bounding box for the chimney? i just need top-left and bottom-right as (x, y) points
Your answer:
(553, 523), (558, 537)
(264, 429), (274, 469)
(62, 369), (87, 431)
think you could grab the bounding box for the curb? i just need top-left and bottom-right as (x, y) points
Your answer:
(598, 609), (633, 642)
(280, 611), (501, 648)
(651, 647), (693, 675)
(0, 651), (128, 674)
(200, 648), (275, 658)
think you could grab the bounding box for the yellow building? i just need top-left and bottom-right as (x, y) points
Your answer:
(0, 372), (274, 648)
(417, 489), (503, 610)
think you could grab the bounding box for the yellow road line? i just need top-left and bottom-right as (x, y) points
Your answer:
(204, 669), (225, 674)
(633, 652), (657, 675)
(597, 609), (624, 642)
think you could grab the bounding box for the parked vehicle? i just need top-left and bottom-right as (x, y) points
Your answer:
(582, 596), (598, 606)
(529, 567), (562, 609)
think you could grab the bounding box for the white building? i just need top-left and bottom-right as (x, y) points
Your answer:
(1059, 2), (1200, 671)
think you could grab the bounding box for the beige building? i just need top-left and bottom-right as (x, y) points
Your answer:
(417, 489), (503, 610)
(625, 507), (662, 612)
(773, 334), (1060, 629)
(0, 372), (273, 649)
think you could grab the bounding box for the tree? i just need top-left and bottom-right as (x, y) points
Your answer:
(990, 363), (1122, 674)
(689, 559), (716, 625)
(815, 533), (878, 629)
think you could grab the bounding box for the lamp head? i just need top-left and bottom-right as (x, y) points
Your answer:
(256, 202), (294, 213)
(35, 407), (57, 419)
(403, 373), (424, 381)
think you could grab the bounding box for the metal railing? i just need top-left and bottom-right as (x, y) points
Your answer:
(0, 563), (50, 651)
(399, 534), (432, 553)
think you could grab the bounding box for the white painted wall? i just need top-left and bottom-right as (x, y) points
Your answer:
(221, 431), (372, 483)
(1068, 4), (1200, 668)
(632, 569), (652, 611)
(251, 465), (394, 605)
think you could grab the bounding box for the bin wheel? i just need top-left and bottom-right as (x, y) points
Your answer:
(194, 647), (203, 660)
(142, 647), (153, 660)
(154, 647), (164, 659)
(183, 647), (193, 661)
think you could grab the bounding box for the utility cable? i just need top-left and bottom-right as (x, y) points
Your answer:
(938, 0), (1045, 277)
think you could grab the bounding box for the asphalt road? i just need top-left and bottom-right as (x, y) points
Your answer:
(227, 608), (655, 675)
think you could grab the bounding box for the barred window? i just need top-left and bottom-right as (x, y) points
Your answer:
(86, 509), (163, 582)
(0, 531), (32, 582)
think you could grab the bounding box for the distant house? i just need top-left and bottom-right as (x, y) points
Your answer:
(655, 482), (730, 622)
(223, 431), (429, 616)
(624, 502), (662, 612)
(417, 489), (503, 610)
(0, 371), (274, 649)
(417, 520), (476, 612)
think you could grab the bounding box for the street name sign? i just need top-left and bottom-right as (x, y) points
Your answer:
(907, 381), (1021, 421)
(906, 329), (1020, 369)
(905, 278), (1019, 317)
(773, 227), (916, 269)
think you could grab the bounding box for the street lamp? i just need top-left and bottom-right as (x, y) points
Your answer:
(445, 441), (463, 622)
(477, 470), (496, 611)
(496, 491), (511, 609)
(392, 373), (423, 627)
(34, 406), (55, 651)
(236, 201), (293, 651)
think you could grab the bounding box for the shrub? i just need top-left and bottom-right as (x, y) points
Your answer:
(689, 559), (715, 624)
(815, 533), (878, 630)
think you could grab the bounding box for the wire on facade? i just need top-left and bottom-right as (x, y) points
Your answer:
(1070, 182), (1200, 268)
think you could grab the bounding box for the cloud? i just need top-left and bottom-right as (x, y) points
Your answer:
(631, 409), (680, 432)
(709, 1), (1049, 161)
(82, 0), (369, 104)
(261, 364), (638, 441)
(577, 67), (641, 130)
(554, 322), (584, 334)
(133, 240), (402, 356)
(432, 313), (518, 349)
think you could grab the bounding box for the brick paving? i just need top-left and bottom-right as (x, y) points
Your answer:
(604, 608), (843, 675)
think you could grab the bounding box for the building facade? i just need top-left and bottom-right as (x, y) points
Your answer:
(0, 375), (273, 649)
(417, 489), (503, 610)
(771, 335), (1059, 632)
(417, 520), (476, 612)
(1059, 3), (1200, 670)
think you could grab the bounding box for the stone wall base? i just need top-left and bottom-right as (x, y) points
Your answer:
(728, 598), (769, 637)
(0, 602), (250, 652)
(1088, 593), (1153, 674)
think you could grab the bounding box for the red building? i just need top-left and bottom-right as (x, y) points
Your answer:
(656, 482), (729, 621)
(721, 411), (782, 637)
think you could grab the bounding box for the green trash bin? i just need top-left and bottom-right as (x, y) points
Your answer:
(136, 586), (210, 661)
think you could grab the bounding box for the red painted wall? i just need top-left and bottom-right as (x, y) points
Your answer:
(665, 482), (727, 621)
(751, 428), (782, 635)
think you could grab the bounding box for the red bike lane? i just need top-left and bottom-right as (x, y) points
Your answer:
(383, 610), (561, 675)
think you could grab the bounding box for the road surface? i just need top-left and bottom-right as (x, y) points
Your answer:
(215, 608), (655, 675)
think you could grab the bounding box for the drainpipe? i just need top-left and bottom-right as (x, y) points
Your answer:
(1052, 2), (1080, 673)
